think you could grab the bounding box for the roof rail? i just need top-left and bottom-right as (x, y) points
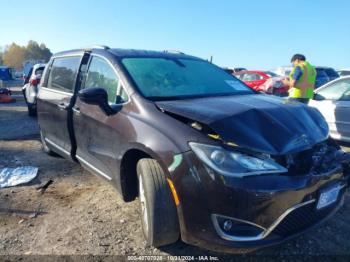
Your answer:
(164, 50), (185, 54)
(84, 45), (110, 51)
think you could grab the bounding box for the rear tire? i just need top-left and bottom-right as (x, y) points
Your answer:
(137, 158), (180, 247)
(40, 130), (56, 156)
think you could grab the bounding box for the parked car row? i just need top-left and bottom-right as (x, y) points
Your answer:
(271, 66), (341, 88)
(32, 46), (350, 253)
(223, 65), (341, 98)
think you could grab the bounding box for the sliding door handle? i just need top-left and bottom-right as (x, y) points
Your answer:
(58, 103), (68, 110)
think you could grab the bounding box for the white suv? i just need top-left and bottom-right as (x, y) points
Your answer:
(22, 63), (46, 116)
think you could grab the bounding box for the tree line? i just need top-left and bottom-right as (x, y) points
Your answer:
(0, 41), (52, 69)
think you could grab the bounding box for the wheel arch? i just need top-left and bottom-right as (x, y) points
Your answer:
(119, 145), (169, 202)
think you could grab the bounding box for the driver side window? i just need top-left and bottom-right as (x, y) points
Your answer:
(85, 56), (119, 103)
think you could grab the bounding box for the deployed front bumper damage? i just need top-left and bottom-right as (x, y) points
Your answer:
(169, 145), (350, 252)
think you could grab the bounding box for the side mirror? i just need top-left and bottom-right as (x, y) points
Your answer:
(78, 87), (116, 116)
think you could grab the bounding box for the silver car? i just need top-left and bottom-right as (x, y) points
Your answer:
(309, 76), (350, 142)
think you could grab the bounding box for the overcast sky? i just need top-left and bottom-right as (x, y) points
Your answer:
(1, 0), (349, 69)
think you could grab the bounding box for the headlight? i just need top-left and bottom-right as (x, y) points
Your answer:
(189, 142), (287, 178)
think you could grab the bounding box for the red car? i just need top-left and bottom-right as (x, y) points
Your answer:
(234, 70), (289, 96)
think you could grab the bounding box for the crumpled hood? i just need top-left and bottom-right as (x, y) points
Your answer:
(156, 94), (329, 155)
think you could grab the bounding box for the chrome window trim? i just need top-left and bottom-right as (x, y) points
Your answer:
(41, 86), (73, 96)
(76, 155), (112, 181)
(53, 54), (84, 59)
(212, 199), (317, 242)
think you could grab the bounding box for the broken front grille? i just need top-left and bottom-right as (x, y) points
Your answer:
(273, 141), (343, 176)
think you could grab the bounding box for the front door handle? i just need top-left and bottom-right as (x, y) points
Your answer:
(58, 103), (68, 110)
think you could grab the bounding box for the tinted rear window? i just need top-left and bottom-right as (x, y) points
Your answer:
(47, 56), (81, 93)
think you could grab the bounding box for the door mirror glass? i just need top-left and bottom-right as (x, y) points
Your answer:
(78, 87), (107, 104)
(78, 87), (116, 115)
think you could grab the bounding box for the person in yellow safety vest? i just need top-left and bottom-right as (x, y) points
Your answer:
(282, 54), (317, 104)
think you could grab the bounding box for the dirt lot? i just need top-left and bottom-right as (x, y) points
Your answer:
(1, 91), (350, 261)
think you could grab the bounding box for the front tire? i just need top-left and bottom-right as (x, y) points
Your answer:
(137, 158), (180, 247)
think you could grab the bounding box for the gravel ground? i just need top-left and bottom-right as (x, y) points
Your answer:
(0, 91), (350, 261)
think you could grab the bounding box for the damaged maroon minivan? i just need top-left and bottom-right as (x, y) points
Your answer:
(37, 46), (350, 252)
